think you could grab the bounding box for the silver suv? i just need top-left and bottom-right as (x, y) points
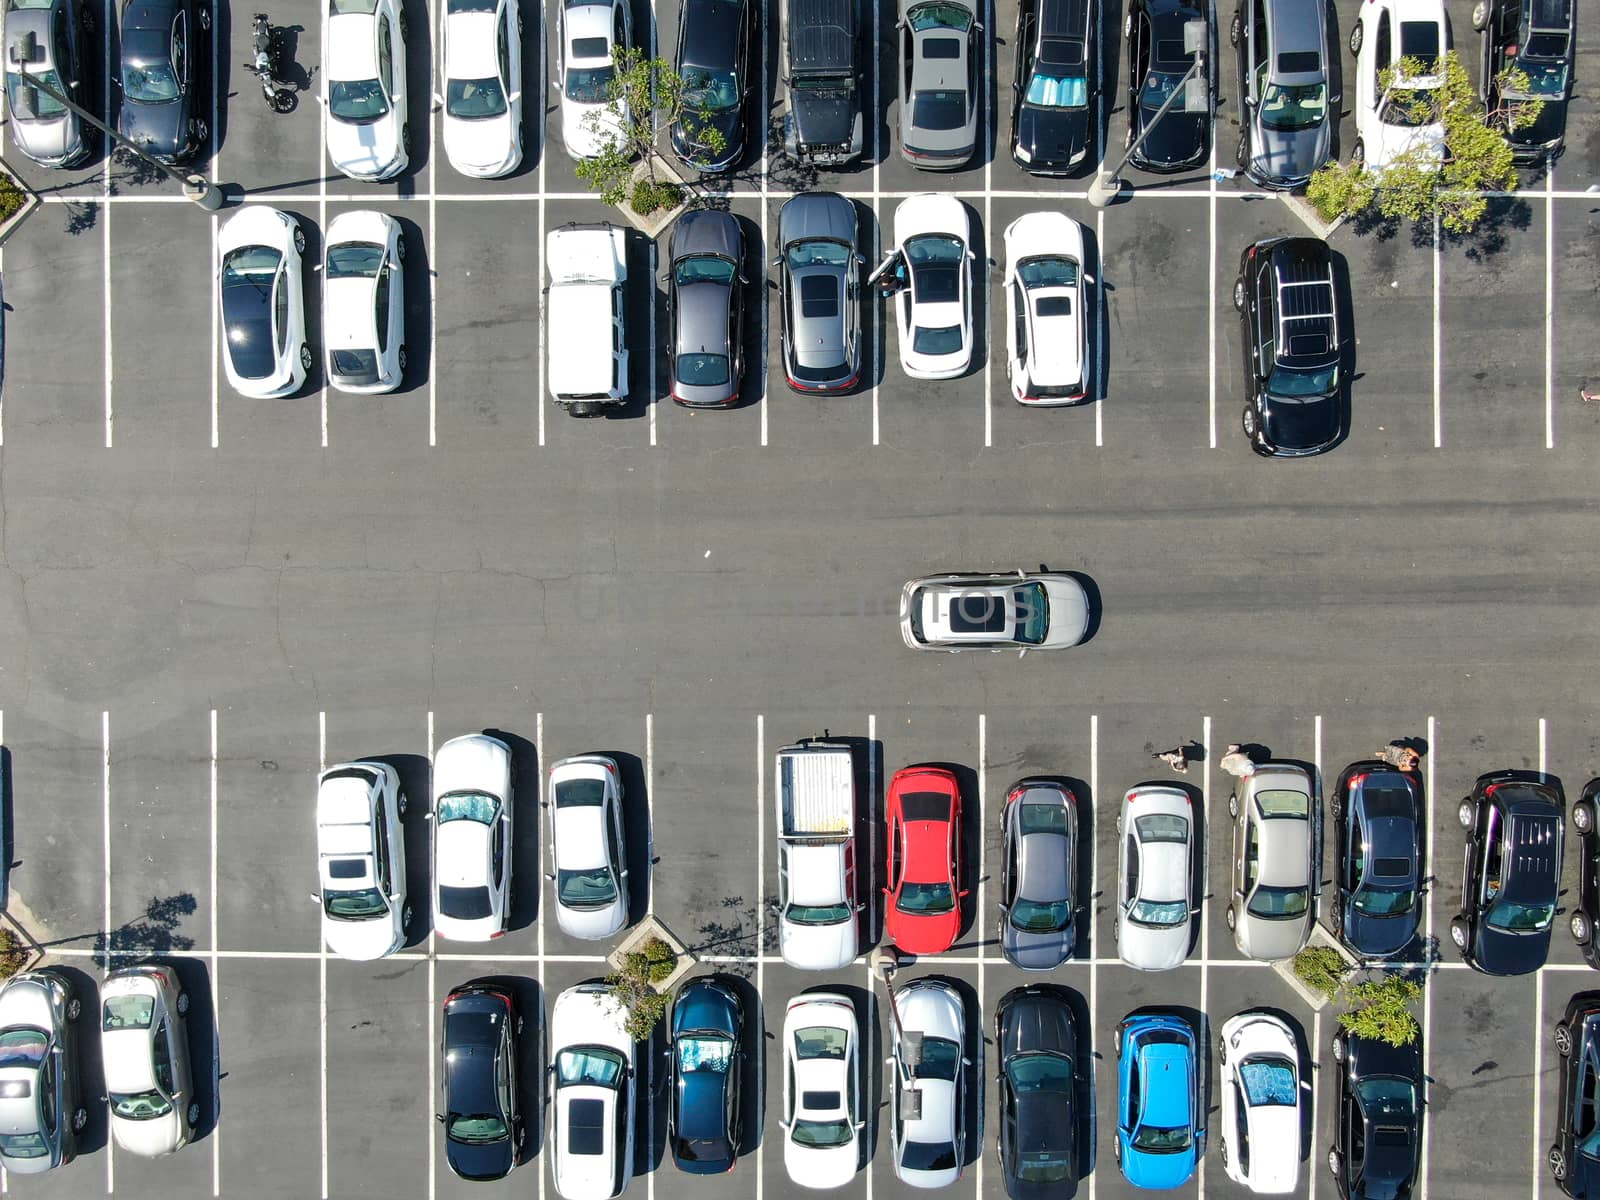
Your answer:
(1231, 0), (1336, 188)
(0, 969), (84, 1175)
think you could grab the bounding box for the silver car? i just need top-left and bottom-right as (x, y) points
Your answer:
(667, 209), (746, 408)
(774, 192), (862, 394)
(1226, 763), (1319, 960)
(999, 779), (1078, 970)
(101, 964), (197, 1157)
(897, 0), (980, 168)
(1115, 784), (1195, 971)
(3, 0), (91, 167)
(0, 969), (84, 1175)
(900, 570), (1090, 651)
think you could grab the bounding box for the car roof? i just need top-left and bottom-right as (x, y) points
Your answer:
(327, 11), (379, 82)
(893, 788), (954, 879)
(1268, 240), (1337, 362)
(1264, 0), (1325, 65)
(673, 281), (733, 359)
(1135, 1041), (1192, 1127)
(554, 802), (608, 869)
(445, 8), (500, 79)
(679, 0), (742, 68)
(1528, 0), (1572, 27)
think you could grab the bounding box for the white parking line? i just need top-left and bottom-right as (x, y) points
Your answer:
(645, 714), (654, 915)
(1207, 134), (1217, 449)
(429, 1), (439, 450)
(1419, 714), (1435, 1200)
(535, 708), (546, 1200)
(211, 708), (221, 1196)
(102, 0), (112, 451)
(871, 0), (883, 451)
(983, 10), (994, 453)
(754, 712), (765, 1200)
(758, 4), (770, 451)
(1198, 714), (1211, 1200)
(1088, 712), (1097, 1200)
(1540, 717), (1548, 776)
(975, 711), (985, 1198)
(649, 237), (658, 448)
(1308, 1007), (1320, 1200)
(1095, 210), (1103, 447)
(537, 74), (547, 450)
(427, 710), (437, 1200)
(865, 711), (876, 1200)
(1545, 163), (1554, 450)
(1432, 213), (1442, 447)
(209, 2), (220, 450)
(103, 705), (112, 1195)
(1532, 969), (1545, 1200)
(318, 711), (328, 1199)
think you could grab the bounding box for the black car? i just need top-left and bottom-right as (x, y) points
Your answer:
(1234, 236), (1344, 457)
(1476, 0), (1574, 164)
(1010, 0), (1096, 175)
(995, 985), (1079, 1199)
(1570, 781), (1600, 967)
(1328, 1028), (1423, 1200)
(1123, 0), (1212, 172)
(117, 0), (207, 163)
(671, 0), (750, 172)
(1451, 771), (1565, 976)
(1551, 993), (1600, 1197)
(1331, 762), (1423, 961)
(438, 983), (522, 1181)
(668, 975), (744, 1174)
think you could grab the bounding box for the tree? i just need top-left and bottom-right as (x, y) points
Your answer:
(1307, 51), (1544, 235)
(575, 47), (728, 216)
(603, 936), (678, 1041)
(1338, 976), (1424, 1048)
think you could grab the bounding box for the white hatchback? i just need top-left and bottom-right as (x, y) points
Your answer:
(218, 207), (309, 399)
(549, 982), (635, 1200)
(875, 193), (975, 380)
(782, 992), (864, 1190)
(1003, 211), (1091, 405)
(547, 754), (630, 940)
(323, 210), (407, 394)
(101, 965), (196, 1158)
(558, 0), (633, 158)
(1350, 0), (1448, 172)
(325, 0), (410, 180)
(440, 0), (523, 176)
(431, 733), (514, 941)
(315, 759), (409, 959)
(1218, 1010), (1305, 1194)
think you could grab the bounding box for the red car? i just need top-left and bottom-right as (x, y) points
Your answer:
(884, 766), (964, 954)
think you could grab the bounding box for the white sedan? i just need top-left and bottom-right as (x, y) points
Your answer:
(782, 992), (864, 1190)
(440, 0), (523, 177)
(323, 210), (407, 394)
(550, 982), (635, 1200)
(558, 0), (633, 159)
(547, 754), (630, 940)
(315, 759), (409, 959)
(325, 0), (410, 181)
(1350, 0), (1447, 173)
(218, 206), (308, 399)
(431, 733), (514, 941)
(1218, 1011), (1305, 1194)
(891, 979), (968, 1189)
(1116, 784), (1195, 971)
(875, 193), (974, 380)
(101, 965), (196, 1158)
(1003, 211), (1090, 405)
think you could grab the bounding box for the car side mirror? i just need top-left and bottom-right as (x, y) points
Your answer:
(435, 1113), (445, 1123)
(545, 872), (557, 882)
(855, 901), (866, 912)
(854, 1120), (866, 1131)
(423, 811), (434, 821)
(309, 892), (321, 904)
(508, 91), (521, 104)
(778, 1118), (791, 1130)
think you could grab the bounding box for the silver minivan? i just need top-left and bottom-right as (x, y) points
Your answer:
(1231, 0), (1336, 188)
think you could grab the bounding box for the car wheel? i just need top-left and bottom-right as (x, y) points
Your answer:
(1352, 139), (1365, 170)
(1228, 10), (1241, 47)
(401, 902), (413, 932)
(187, 1101), (201, 1127)
(403, 123), (412, 154)
(1471, 1), (1490, 32)
(293, 224), (306, 255)
(1348, 20), (1362, 56)
(1225, 905), (1237, 931)
(72, 1107), (87, 1132)
(1328, 1148), (1341, 1177)
(1557, 1021), (1574, 1056)
(398, 9), (408, 37)
(1575, 800), (1596, 834)
(66, 997), (81, 1022)
(397, 790), (409, 819)
(1573, 910), (1593, 944)
(1218, 1036), (1228, 1065)
(193, 118), (209, 145)
(1232, 277), (1245, 312)
(1457, 799), (1474, 829)
(176, 990), (190, 1015)
(1227, 792), (1239, 817)
(1242, 405), (1259, 439)
(299, 343), (313, 372)
(1450, 918), (1469, 950)
(1235, 132), (1249, 171)
(1331, 1033), (1346, 1062)
(395, 233), (407, 262)
(1551, 1146), (1569, 1180)
(397, 345), (408, 373)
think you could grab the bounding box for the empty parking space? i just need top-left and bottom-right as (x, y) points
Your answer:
(1552, 206), (1599, 443)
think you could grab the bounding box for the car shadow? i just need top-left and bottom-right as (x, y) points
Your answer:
(1327, 247), (1356, 455)
(856, 199), (887, 393)
(715, 971), (766, 1160)
(967, 200), (990, 375)
(398, 0), (433, 184)
(1082, 220), (1110, 406)
(638, 1000), (670, 1176)
(1, 745), (12, 912)
(485, 729), (540, 933)
(615, 229), (660, 423)
(50, 964), (108, 1155)
(391, 217), (433, 397)
(370, 753), (432, 946)
(287, 211), (326, 395)
(594, 750), (652, 926)
(163, 956), (220, 1141)
(903, 761), (982, 952)
(209, 4), (230, 163)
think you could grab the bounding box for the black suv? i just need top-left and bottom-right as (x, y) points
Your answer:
(1010, 0), (1097, 175)
(1451, 771), (1565, 976)
(1331, 762), (1423, 961)
(1328, 1029), (1423, 1200)
(1566, 779), (1600, 967)
(1552, 994), (1600, 1197)
(1233, 236), (1344, 457)
(1476, 0), (1575, 164)
(782, 0), (863, 164)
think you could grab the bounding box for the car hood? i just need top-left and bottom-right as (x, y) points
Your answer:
(1039, 577), (1090, 647)
(436, 736), (509, 796)
(1121, 916), (1189, 970)
(1344, 904), (1418, 959)
(1369, 118), (1444, 171)
(324, 909), (401, 960)
(10, 108), (82, 166)
(1261, 392), (1339, 452)
(564, 97), (627, 158)
(781, 192), (856, 245)
(446, 1128), (515, 1181)
(120, 96), (188, 160)
(781, 912), (856, 969)
(1559, 1153), (1600, 1200)
(1238, 910), (1311, 960)
(556, 895), (627, 939)
(443, 110), (518, 175)
(1014, 105), (1090, 168)
(791, 93), (857, 146)
(1133, 107), (1208, 169)
(1003, 919), (1073, 970)
(1000, 992), (1074, 1056)
(672, 107), (744, 168)
(1472, 921), (1551, 976)
(890, 904), (959, 955)
(112, 1109), (183, 1158)
(1128, 1139), (1198, 1189)
(1254, 121), (1329, 185)
(327, 109), (402, 178)
(1508, 97), (1567, 152)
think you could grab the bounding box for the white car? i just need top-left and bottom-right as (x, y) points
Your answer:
(439, 0), (523, 177)
(323, 210), (407, 394)
(890, 979), (967, 1189)
(547, 754), (630, 940)
(1350, 0), (1448, 172)
(558, 0), (633, 159)
(315, 759), (409, 959)
(545, 223), (631, 416)
(899, 570), (1091, 651)
(100, 965), (197, 1158)
(549, 982), (635, 1200)
(431, 733), (514, 941)
(324, 0), (410, 181)
(218, 206), (309, 399)
(782, 992), (864, 1190)
(1116, 784), (1195, 971)
(1003, 212), (1090, 405)
(875, 193), (974, 380)
(1218, 1011), (1305, 1194)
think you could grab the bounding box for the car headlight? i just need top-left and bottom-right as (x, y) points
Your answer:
(849, 113), (863, 155)
(1069, 146), (1087, 164)
(1014, 142), (1032, 163)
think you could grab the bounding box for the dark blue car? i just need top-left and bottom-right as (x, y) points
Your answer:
(1333, 762), (1423, 960)
(669, 975), (744, 1174)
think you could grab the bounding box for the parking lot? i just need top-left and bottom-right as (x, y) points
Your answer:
(0, 0), (1598, 1195)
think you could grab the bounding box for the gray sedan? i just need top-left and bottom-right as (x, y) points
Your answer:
(774, 192), (862, 393)
(667, 209), (746, 408)
(0, 969), (84, 1175)
(897, 0), (980, 168)
(1226, 762), (1319, 960)
(3, 0), (91, 167)
(999, 779), (1078, 970)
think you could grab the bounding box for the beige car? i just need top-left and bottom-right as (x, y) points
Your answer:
(1225, 763), (1320, 960)
(101, 965), (197, 1157)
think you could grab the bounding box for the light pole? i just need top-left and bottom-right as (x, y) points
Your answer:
(1088, 18), (1209, 208)
(8, 31), (224, 210)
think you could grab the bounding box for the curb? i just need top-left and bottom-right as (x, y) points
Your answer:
(1280, 191), (1348, 241)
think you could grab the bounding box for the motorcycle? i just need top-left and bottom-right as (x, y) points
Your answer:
(244, 13), (297, 113)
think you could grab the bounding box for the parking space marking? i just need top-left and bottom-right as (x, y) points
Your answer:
(1309, 1008), (1320, 1200)
(427, 711), (437, 1200)
(102, 709), (111, 972)
(1207, 144), (1217, 449)
(1420, 715), (1435, 1200)
(1532, 970), (1545, 1200)
(1545, 166), (1555, 450)
(211, 708), (221, 1195)
(865, 712), (877, 1200)
(983, 13), (995, 454)
(1433, 213), (1442, 447)
(646, 714), (655, 915)
(538, 711), (547, 1200)
(211, 212), (220, 447)
(1198, 713), (1211, 1200)
(1540, 717), (1548, 776)
(755, 712), (765, 1200)
(1088, 713), (1097, 1200)
(871, 0), (883, 452)
(759, 3), (770, 452)
(1095, 210), (1103, 447)
(976, 712), (986, 1198)
(318, 711), (328, 1199)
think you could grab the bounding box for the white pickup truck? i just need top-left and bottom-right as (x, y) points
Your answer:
(775, 741), (860, 970)
(545, 223), (630, 418)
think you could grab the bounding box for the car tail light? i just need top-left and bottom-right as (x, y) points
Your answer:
(1246, 245), (1257, 261)
(490, 930), (505, 940)
(1007, 787), (1025, 805)
(1348, 772), (1366, 791)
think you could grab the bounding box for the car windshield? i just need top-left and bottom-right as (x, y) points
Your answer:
(795, 1026), (848, 1059)
(557, 1046), (624, 1087)
(1135, 813), (1188, 843)
(1129, 898), (1188, 926)
(792, 1118), (853, 1147)
(1256, 789), (1309, 818)
(786, 902), (851, 924)
(327, 242), (383, 278)
(901, 1139), (958, 1171)
(1523, 32), (1568, 60)
(1485, 898), (1555, 932)
(1356, 1075), (1416, 1119)
(1025, 68), (1087, 108)
(0, 1028), (48, 1068)
(676, 254), (737, 286)
(565, 63), (614, 103)
(329, 78), (390, 123)
(103, 995), (155, 1030)
(558, 867), (617, 908)
(907, 2), (971, 31)
(1015, 582), (1049, 644)
(896, 879), (954, 915)
(1134, 1122), (1192, 1152)
(449, 1112), (509, 1142)
(331, 349), (379, 379)
(1005, 1050), (1073, 1093)
(680, 66), (739, 111)
(1018, 801), (1070, 836)
(111, 1089), (175, 1121)
(1140, 70), (1186, 108)
(676, 353), (730, 388)
(787, 239), (851, 270)
(1011, 897), (1072, 932)
(1380, 88), (1436, 128)
(324, 886), (388, 919)
(1509, 59), (1568, 96)
(438, 886), (493, 918)
(1353, 884), (1416, 916)
(437, 792), (499, 823)
(676, 1034), (732, 1073)
(1247, 884), (1310, 919)
(222, 245), (282, 289)
(1260, 81), (1326, 131)
(122, 59), (180, 103)
(1239, 1057), (1297, 1106)
(1268, 362), (1338, 397)
(912, 325), (963, 356)
(0, 1132), (48, 1158)
(910, 90), (967, 131)
(1017, 256), (1079, 289)
(447, 76), (507, 119)
(5, 69), (68, 117)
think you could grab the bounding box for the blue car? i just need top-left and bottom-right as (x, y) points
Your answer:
(1115, 1013), (1201, 1189)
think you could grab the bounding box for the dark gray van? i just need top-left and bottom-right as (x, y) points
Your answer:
(1231, 0), (1336, 188)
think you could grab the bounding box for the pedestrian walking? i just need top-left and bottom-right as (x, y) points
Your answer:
(1377, 742), (1422, 772)
(1153, 747), (1189, 773)
(1218, 744), (1256, 778)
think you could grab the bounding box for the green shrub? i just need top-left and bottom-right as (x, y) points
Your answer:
(629, 179), (683, 217)
(641, 937), (677, 984)
(1292, 945), (1350, 1001)
(1339, 976), (1423, 1047)
(604, 937), (679, 1040)
(0, 172), (27, 225)
(0, 929), (30, 979)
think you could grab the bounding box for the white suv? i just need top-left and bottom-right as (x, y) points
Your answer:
(546, 223), (630, 417)
(549, 983), (635, 1200)
(315, 761), (410, 959)
(1350, 0), (1448, 172)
